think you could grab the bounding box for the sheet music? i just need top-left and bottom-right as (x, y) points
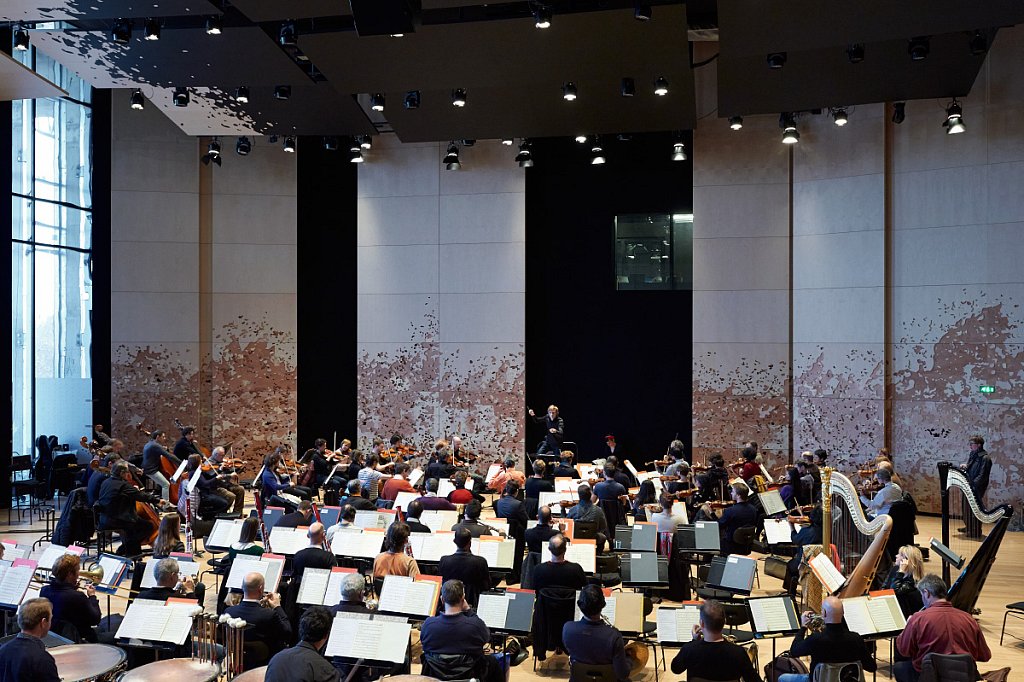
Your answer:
(763, 518), (795, 544)
(297, 568), (331, 605)
(758, 489), (788, 517)
(117, 602), (196, 645)
(97, 555), (128, 588)
(476, 593), (511, 630)
(325, 616), (411, 663)
(186, 468), (202, 493)
(576, 595), (616, 624)
(748, 597), (798, 634)
(141, 558), (199, 588)
(323, 569), (351, 607)
(437, 479), (457, 498)
(624, 460), (640, 479)
(841, 597), (875, 636)
(867, 595), (906, 632)
(656, 606), (701, 643)
(1, 542), (29, 560)
(408, 468), (424, 487)
(331, 530), (384, 558)
(171, 458), (189, 483)
(420, 510), (459, 533)
(409, 533), (452, 562)
(270, 527), (310, 555)
(472, 538), (514, 568)
(393, 491), (419, 512)
(354, 510), (395, 530)
(538, 491), (576, 514)
(226, 556), (283, 591)
(543, 542), (596, 573)
(0, 564), (34, 607)
(809, 553), (846, 594)
(553, 478), (580, 493)
(378, 576), (437, 617)
(484, 464), (502, 483)
(206, 519), (244, 549)
(37, 544), (73, 570)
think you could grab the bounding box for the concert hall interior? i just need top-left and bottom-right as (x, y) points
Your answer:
(4, 2), (1024, 682)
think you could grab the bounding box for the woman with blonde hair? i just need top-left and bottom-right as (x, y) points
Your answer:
(884, 544), (924, 616)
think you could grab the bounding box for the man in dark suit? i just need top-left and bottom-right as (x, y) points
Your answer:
(292, 523), (338, 583)
(787, 596), (876, 681)
(97, 462), (171, 556)
(136, 557), (206, 604)
(0, 598), (60, 682)
(451, 500), (497, 538)
(563, 586), (630, 682)
(703, 482), (759, 554)
(438, 528), (491, 607)
(277, 500), (314, 528)
(532, 534), (587, 592)
(339, 480), (376, 511)
(525, 506), (560, 554)
(404, 499), (432, 534)
(265, 606), (339, 682)
(227, 571), (292, 664)
(494, 482), (528, 584)
(552, 451), (576, 479)
(39, 554), (101, 643)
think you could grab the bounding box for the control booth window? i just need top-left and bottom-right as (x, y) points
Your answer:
(614, 213), (692, 290)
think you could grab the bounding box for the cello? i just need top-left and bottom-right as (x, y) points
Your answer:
(137, 421), (185, 505)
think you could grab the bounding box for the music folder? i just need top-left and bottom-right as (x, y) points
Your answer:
(757, 488), (788, 517)
(929, 537), (965, 569)
(297, 566), (358, 606)
(0, 559), (37, 609)
(94, 553), (132, 595)
(476, 589), (535, 634)
(226, 554), (285, 593)
(325, 613), (411, 663)
(656, 603), (702, 643)
(141, 556), (200, 588)
(676, 521), (721, 552)
(808, 552), (847, 595)
(205, 518), (245, 550)
(613, 522), (658, 552)
(621, 552), (668, 585)
(378, 575), (441, 619)
(706, 555), (757, 595)
(841, 591), (907, 637)
(116, 600), (198, 645)
(318, 506), (342, 529)
(354, 509), (397, 530)
(572, 589), (644, 634)
(746, 596), (801, 637)
(262, 507), (285, 533)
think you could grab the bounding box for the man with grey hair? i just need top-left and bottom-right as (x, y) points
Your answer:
(330, 572), (370, 616)
(137, 557), (206, 604)
(226, 571), (290, 663)
(895, 574), (991, 682)
(327, 573), (406, 682)
(205, 445), (246, 516)
(0, 597), (59, 681)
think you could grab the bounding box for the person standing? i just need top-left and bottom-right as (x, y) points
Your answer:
(961, 434), (992, 538)
(529, 405), (564, 456)
(142, 430), (179, 501)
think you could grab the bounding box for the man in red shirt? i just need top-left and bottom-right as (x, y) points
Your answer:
(380, 462), (417, 501)
(895, 574), (990, 682)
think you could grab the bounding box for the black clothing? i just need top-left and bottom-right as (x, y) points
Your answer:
(339, 495), (376, 511)
(39, 581), (101, 642)
(425, 461), (455, 482)
(329, 601), (371, 617)
(553, 464), (577, 478)
(965, 448), (992, 495)
(438, 550), (491, 607)
(704, 466), (731, 500)
(0, 634), (59, 682)
(276, 510), (313, 528)
(670, 639), (759, 682)
(226, 600), (292, 656)
(97, 476), (162, 556)
(533, 413), (564, 455)
(883, 566), (924, 617)
(524, 477), (555, 519)
(173, 437), (201, 461)
(292, 547), (338, 582)
(525, 523), (559, 554)
(420, 610), (490, 655)
(790, 621), (876, 676)
(265, 641), (339, 682)
(531, 560), (587, 592)
(562, 618), (630, 682)
(451, 520), (496, 538)
(191, 469), (230, 517)
(594, 480), (627, 502)
(717, 500), (759, 553)
(495, 496), (527, 582)
(405, 518), (432, 534)
(86, 471), (108, 506)
(137, 585), (204, 603)
(142, 440), (178, 476)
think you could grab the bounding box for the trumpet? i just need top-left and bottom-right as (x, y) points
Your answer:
(79, 566), (105, 586)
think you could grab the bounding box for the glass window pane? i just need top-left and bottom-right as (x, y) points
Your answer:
(12, 99), (32, 201)
(12, 243), (34, 459)
(614, 213), (693, 291)
(34, 246), (92, 380)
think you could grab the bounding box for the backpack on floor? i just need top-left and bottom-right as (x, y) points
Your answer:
(764, 651), (809, 682)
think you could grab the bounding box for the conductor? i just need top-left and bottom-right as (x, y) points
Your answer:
(529, 405), (564, 456)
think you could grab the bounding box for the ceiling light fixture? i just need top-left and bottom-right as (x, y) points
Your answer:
(202, 139), (222, 166)
(234, 86), (249, 103)
(634, 4), (652, 21)
(205, 16), (222, 35)
(654, 77), (669, 96)
(350, 148), (364, 163)
(172, 87), (189, 107)
(404, 90), (420, 109)
(279, 22), (297, 47)
(944, 98), (965, 134)
(831, 107), (849, 126)
(780, 112), (799, 144)
(236, 137), (252, 156)
(591, 138), (606, 165)
(451, 88), (467, 107)
(575, 134), (587, 143)
(846, 43), (864, 63)
(274, 85), (291, 100)
(14, 25), (30, 51)
(501, 138), (514, 146)
(562, 82), (577, 101)
(130, 89), (145, 110)
(534, 7), (551, 29)
(359, 135), (372, 150)
(671, 141), (687, 162)
(515, 140), (534, 168)
(371, 93), (385, 111)
(908, 37), (930, 61)
(969, 31), (988, 57)
(892, 101), (906, 125)
(444, 142), (461, 170)
(144, 18), (160, 40)
(729, 116), (743, 130)
(621, 77), (636, 97)
(112, 18), (132, 44)
(767, 52), (787, 69)
(283, 136), (296, 153)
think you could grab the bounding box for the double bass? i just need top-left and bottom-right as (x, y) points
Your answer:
(136, 421), (185, 504)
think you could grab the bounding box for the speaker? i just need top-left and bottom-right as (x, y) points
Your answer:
(349, 0), (421, 36)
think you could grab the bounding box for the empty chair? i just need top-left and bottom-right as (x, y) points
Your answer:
(569, 662), (619, 682)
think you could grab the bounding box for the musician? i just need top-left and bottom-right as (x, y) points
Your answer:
(292, 523), (338, 584)
(142, 429), (180, 501)
(784, 505), (823, 596)
(74, 435), (93, 466)
(416, 478), (458, 511)
(605, 456), (633, 488)
(533, 535), (588, 592)
(381, 462), (417, 500)
(426, 445), (455, 482)
(302, 439), (344, 493)
(859, 468), (902, 518)
(277, 499), (314, 528)
(594, 463), (628, 502)
(372, 522), (420, 579)
(779, 466), (804, 508)
(489, 457), (526, 492)
(743, 440), (762, 464)
(799, 451), (822, 496)
(452, 500), (499, 538)
(174, 425), (202, 460)
(98, 462), (168, 556)
(961, 434), (992, 538)
(553, 450), (577, 478)
(780, 597), (875, 682)
(228, 517), (265, 561)
(734, 447), (761, 482)
(419, 580), (498, 680)
(343, 450), (364, 483)
(39, 554), (102, 643)
(813, 448), (828, 468)
(876, 460), (904, 489)
(495, 481), (528, 583)
(138, 557), (206, 603)
(86, 465), (108, 506)
(357, 453), (393, 494)
(566, 484), (609, 552)
(883, 545), (925, 617)
(261, 451), (312, 505)
(438, 528), (491, 607)
(650, 494), (688, 533)
(0, 598), (59, 682)
(529, 404), (564, 455)
(631, 480), (659, 521)
(670, 599), (758, 682)
(796, 459), (820, 503)
(525, 505), (560, 553)
(226, 572), (291, 662)
(207, 446), (247, 516)
(895, 574), (991, 682)
(451, 436), (474, 466)
(94, 423), (112, 447)
(185, 454), (230, 518)
(525, 460), (555, 519)
(404, 499), (432, 534)
(604, 433), (619, 459)
(264, 606), (339, 682)
(447, 471), (477, 505)
(705, 454), (731, 500)
(152, 513), (186, 557)
(330, 572), (370, 616)
(665, 440), (686, 472)
(702, 482), (758, 553)
(325, 504), (358, 543)
(563, 585), (630, 682)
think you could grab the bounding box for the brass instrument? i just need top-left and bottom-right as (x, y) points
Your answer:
(79, 566), (105, 586)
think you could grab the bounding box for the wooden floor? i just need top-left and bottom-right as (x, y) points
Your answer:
(3, 501), (1021, 679)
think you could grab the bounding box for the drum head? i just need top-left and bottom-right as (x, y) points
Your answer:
(119, 658), (220, 682)
(51, 644), (126, 682)
(232, 665), (268, 682)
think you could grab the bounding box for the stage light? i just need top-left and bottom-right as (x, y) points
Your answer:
(908, 37), (929, 61)
(969, 31), (987, 57)
(371, 93), (385, 111)
(144, 18), (160, 41)
(634, 4), (652, 21)
(130, 89), (145, 110)
(279, 22), (297, 47)
(274, 85), (291, 100)
(575, 135), (587, 144)
(451, 88), (467, 107)
(112, 18), (132, 44)
(944, 99), (965, 135)
(205, 16), (222, 35)
(729, 116), (743, 130)
(846, 43), (864, 63)
(515, 141), (534, 168)
(234, 86), (249, 103)
(236, 137), (252, 156)
(404, 91), (420, 109)
(173, 87), (189, 107)
(283, 136), (296, 153)
(767, 52), (787, 69)
(654, 77), (669, 96)
(534, 8), (551, 29)
(671, 142), (687, 162)
(444, 142), (461, 170)
(202, 139), (222, 166)
(892, 102), (906, 125)
(831, 107), (849, 127)
(562, 82), (577, 101)
(14, 25), (30, 51)
(621, 77), (635, 97)
(349, 148), (364, 163)
(780, 112), (799, 144)
(501, 138), (514, 146)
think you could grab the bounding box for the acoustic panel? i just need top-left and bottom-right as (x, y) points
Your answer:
(0, 0), (219, 22)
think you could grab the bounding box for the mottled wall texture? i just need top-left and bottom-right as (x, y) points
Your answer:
(356, 137), (525, 461)
(109, 100), (297, 458)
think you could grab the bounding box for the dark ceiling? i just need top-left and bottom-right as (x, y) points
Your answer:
(14, 1), (1024, 141)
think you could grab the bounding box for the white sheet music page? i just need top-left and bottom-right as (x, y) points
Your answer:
(476, 593), (510, 630)
(118, 602), (194, 644)
(323, 570), (350, 607)
(763, 518), (794, 545)
(37, 544), (70, 570)
(657, 607), (700, 643)
(206, 519), (243, 548)
(97, 555), (128, 588)
(841, 597), (876, 635)
(408, 468), (424, 487)
(808, 553), (846, 594)
(421, 510), (459, 533)
(867, 594), (905, 632)
(437, 479), (457, 498)
(379, 576), (436, 617)
(575, 595), (616, 624)
(226, 557), (269, 590)
(297, 568), (330, 605)
(749, 597), (794, 633)
(0, 564), (34, 607)
(325, 616), (411, 663)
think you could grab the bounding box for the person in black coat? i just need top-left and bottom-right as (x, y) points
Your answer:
(525, 506), (560, 554)
(276, 501), (314, 528)
(136, 557), (206, 604)
(529, 405), (564, 455)
(97, 462), (171, 556)
(701, 482), (759, 554)
(524, 460), (555, 520)
(264, 606), (339, 682)
(173, 426), (202, 461)
(339, 480), (376, 511)
(789, 597), (876, 678)
(438, 528), (491, 607)
(494, 482), (528, 584)
(0, 598), (60, 682)
(532, 535), (587, 592)
(552, 451), (576, 479)
(86, 469), (108, 506)
(562, 586), (631, 682)
(784, 505), (823, 596)
(962, 434), (993, 538)
(404, 499), (433, 534)
(39, 554), (101, 643)
(226, 572), (292, 663)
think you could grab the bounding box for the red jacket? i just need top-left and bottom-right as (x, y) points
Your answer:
(381, 476), (416, 501)
(896, 601), (991, 671)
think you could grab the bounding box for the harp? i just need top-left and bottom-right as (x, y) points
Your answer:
(803, 468), (892, 612)
(938, 461), (1012, 613)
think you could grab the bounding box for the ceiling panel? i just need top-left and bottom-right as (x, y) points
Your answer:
(0, 54), (67, 101)
(0, 0), (219, 23)
(232, 0), (351, 23)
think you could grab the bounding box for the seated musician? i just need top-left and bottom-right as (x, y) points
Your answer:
(894, 574), (991, 682)
(605, 456), (633, 488)
(798, 451), (822, 498)
(525, 505), (560, 553)
(304, 439), (343, 492)
(325, 504), (358, 543)
(381, 462), (417, 501)
(174, 425), (202, 460)
(206, 446), (246, 516)
(86, 464), (108, 505)
(328, 573), (406, 682)
(780, 597), (876, 682)
(228, 517), (264, 561)
(495, 481), (528, 583)
(451, 436), (474, 466)
(552, 450), (577, 478)
(784, 505), (823, 595)
(631, 480), (658, 520)
(813, 448), (828, 468)
(883, 545), (924, 617)
(0, 598), (60, 682)
(779, 466), (803, 509)
(532, 534), (587, 592)
(98, 461), (171, 557)
(704, 454), (731, 500)
(339, 479), (376, 511)
(372, 522), (419, 579)
(416, 478), (457, 511)
(488, 457), (526, 492)
(566, 484), (609, 552)
(404, 499), (432, 533)
(563, 585), (630, 682)
(650, 494), (688, 533)
(265, 606), (339, 682)
(452, 500), (499, 538)
(39, 554), (102, 643)
(343, 449), (364, 483)
(439, 528), (491, 607)
(185, 454), (230, 518)
(138, 557), (206, 604)
(670, 599), (758, 682)
(276, 499), (314, 528)
(876, 460), (904, 489)
(525, 460), (555, 518)
(152, 513), (185, 557)
(261, 451), (312, 506)
(420, 579), (501, 682)
(357, 454), (393, 495)
(665, 439), (687, 473)
(733, 446), (761, 483)
(293, 523), (338, 585)
(331, 572), (370, 615)
(226, 572), (291, 665)
(701, 482), (759, 553)
(859, 468), (902, 518)
(426, 444), (456, 482)
(594, 464), (629, 503)
(447, 471), (477, 505)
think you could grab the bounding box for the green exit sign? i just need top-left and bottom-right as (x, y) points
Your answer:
(980, 385), (996, 394)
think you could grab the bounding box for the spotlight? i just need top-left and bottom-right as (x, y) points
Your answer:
(359, 135), (372, 150)
(236, 137), (252, 156)
(729, 116), (743, 130)
(846, 43), (864, 63)
(634, 4), (652, 21)
(451, 88), (467, 107)
(562, 82), (577, 101)
(654, 77), (669, 96)
(371, 93), (385, 111)
(590, 138), (606, 165)
(279, 22), (297, 47)
(144, 18), (160, 41)
(501, 138), (514, 146)
(283, 136), (296, 153)
(323, 137), (338, 151)
(515, 141), (534, 168)
(234, 86), (249, 103)
(14, 25), (29, 51)
(130, 89), (145, 110)
(173, 87), (189, 107)
(205, 16), (222, 35)
(780, 112), (799, 144)
(444, 142), (461, 170)
(969, 31), (987, 57)
(891, 101), (906, 125)
(671, 141), (687, 162)
(621, 77), (635, 97)
(202, 139), (222, 166)
(112, 18), (132, 44)
(831, 107), (849, 127)
(534, 7), (551, 29)
(273, 85), (291, 100)
(767, 52), (787, 69)
(908, 37), (929, 61)
(575, 135), (587, 143)
(404, 90), (420, 109)
(944, 99), (965, 135)
(349, 148), (364, 163)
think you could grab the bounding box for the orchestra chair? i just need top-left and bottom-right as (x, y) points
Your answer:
(10, 453), (45, 523)
(569, 661), (618, 682)
(532, 587), (577, 668)
(694, 564), (733, 602)
(594, 553), (622, 588)
(884, 499), (917, 562)
(720, 601), (755, 643)
(731, 526), (757, 556)
(92, 502), (126, 557)
(918, 653), (979, 682)
(369, 479), (380, 502)
(812, 661), (864, 682)
(1000, 601), (1024, 645)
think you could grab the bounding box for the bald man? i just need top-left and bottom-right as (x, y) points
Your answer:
(226, 572), (291, 663)
(292, 522), (338, 585)
(780, 596), (876, 682)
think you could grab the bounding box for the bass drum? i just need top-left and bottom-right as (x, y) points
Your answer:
(51, 643), (127, 682)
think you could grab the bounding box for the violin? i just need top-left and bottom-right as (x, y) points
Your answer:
(788, 515), (811, 526)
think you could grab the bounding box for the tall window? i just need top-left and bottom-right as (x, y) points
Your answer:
(11, 44), (93, 460)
